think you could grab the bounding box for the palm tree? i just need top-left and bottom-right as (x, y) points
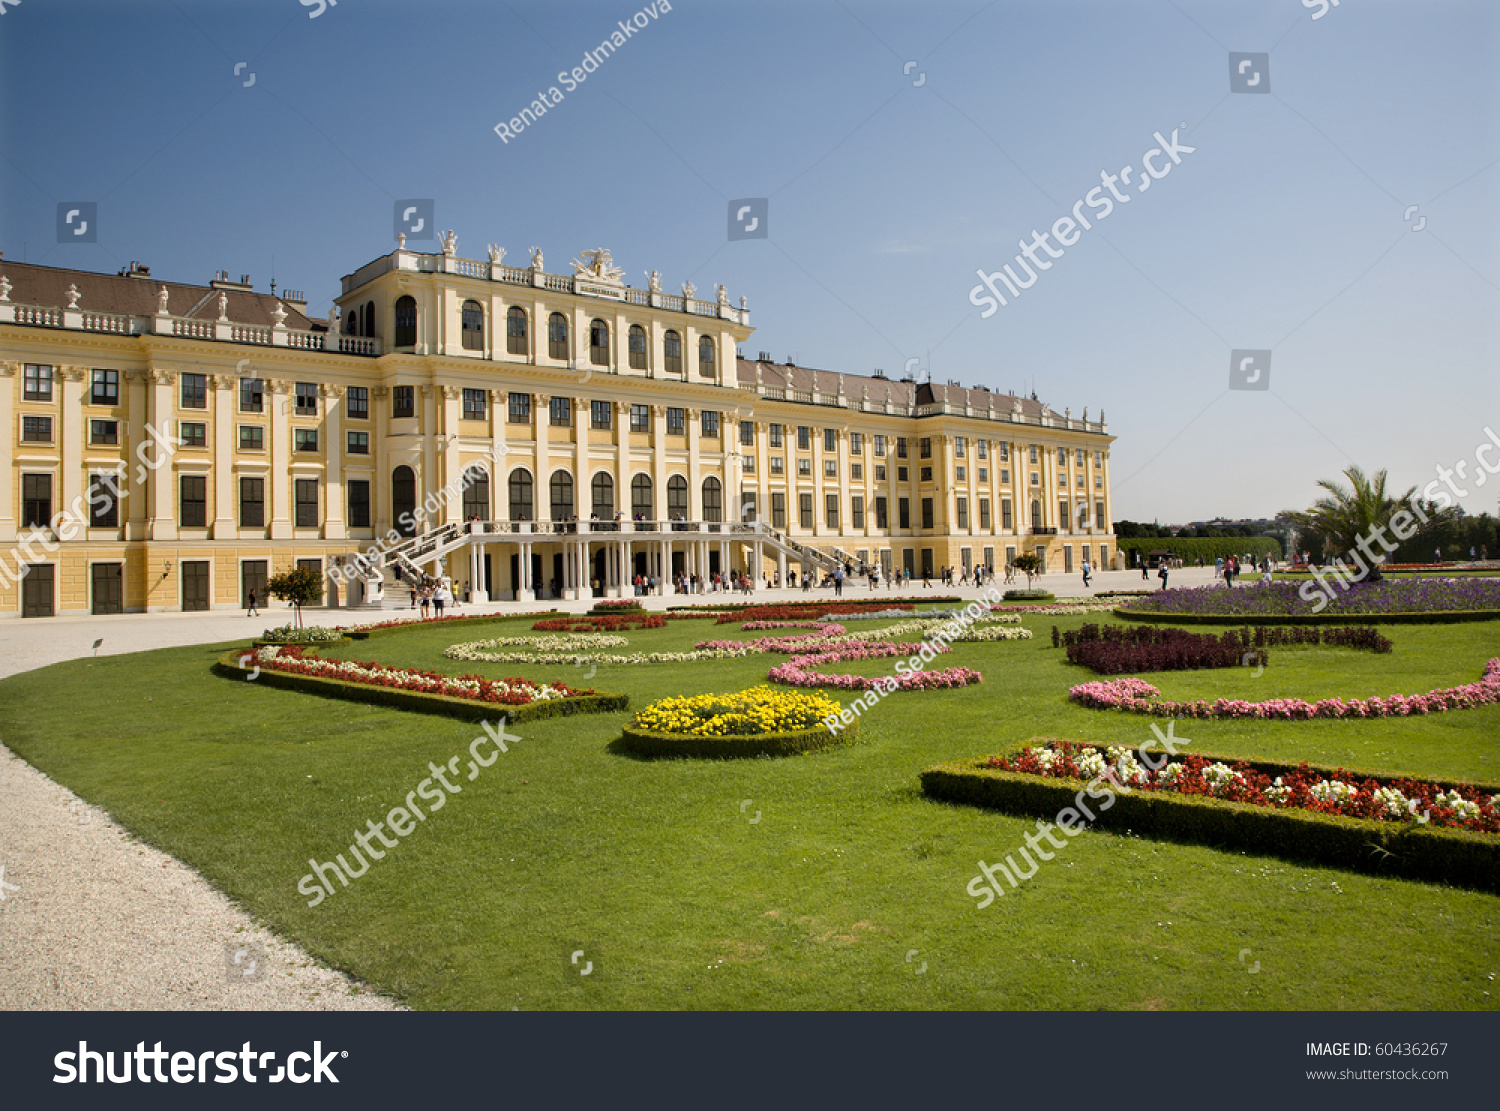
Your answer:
(1280, 466), (1446, 577)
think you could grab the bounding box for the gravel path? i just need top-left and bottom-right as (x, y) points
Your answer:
(0, 570), (1215, 1010)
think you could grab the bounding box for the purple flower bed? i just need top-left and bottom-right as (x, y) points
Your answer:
(1057, 624), (1263, 675)
(1118, 579), (1500, 618)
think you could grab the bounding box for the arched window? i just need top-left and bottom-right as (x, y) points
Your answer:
(591, 472), (615, 518)
(392, 465), (417, 536)
(664, 330), (682, 374)
(628, 324), (647, 370)
(698, 335), (715, 378)
(548, 313), (569, 360)
(630, 473), (653, 519)
(550, 470), (574, 520)
(702, 476), (722, 523)
(507, 306), (528, 356)
(362, 301), (375, 337)
(461, 466), (490, 520)
(589, 319), (610, 366)
(1030, 499), (1042, 528)
(667, 474), (689, 520)
(394, 295), (417, 347)
(343, 306), (355, 335)
(461, 300), (484, 351)
(508, 468), (534, 521)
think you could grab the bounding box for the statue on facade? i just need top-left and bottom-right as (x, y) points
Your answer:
(681, 279), (696, 300)
(441, 229), (457, 256)
(715, 283), (728, 305)
(529, 246), (544, 271)
(65, 284), (81, 309)
(487, 243), (505, 265)
(216, 291), (228, 320)
(645, 269), (661, 293)
(156, 284), (169, 313)
(0, 274), (9, 302)
(571, 248), (623, 282)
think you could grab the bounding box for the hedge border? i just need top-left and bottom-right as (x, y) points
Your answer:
(214, 648), (627, 724)
(920, 740), (1500, 892)
(618, 718), (854, 759)
(1112, 607), (1500, 627)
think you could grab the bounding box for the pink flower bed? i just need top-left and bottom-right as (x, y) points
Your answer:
(1069, 658), (1500, 720)
(694, 622), (981, 691)
(257, 645), (587, 705)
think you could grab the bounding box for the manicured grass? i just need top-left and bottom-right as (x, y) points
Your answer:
(1, 609), (1497, 1010)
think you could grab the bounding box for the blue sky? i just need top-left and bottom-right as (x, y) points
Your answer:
(3, 0), (1496, 524)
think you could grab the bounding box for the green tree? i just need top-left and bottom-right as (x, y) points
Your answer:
(265, 567), (323, 629)
(1011, 552), (1041, 588)
(1280, 466), (1450, 576)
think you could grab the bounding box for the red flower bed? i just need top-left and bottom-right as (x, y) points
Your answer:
(1056, 624), (1265, 675)
(714, 601), (922, 625)
(592, 599), (646, 612)
(261, 645), (590, 705)
(531, 614), (666, 632)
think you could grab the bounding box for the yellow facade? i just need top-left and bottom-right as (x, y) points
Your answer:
(0, 243), (1115, 616)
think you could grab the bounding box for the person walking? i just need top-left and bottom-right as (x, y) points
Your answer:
(1157, 562), (1169, 591)
(1081, 559), (1091, 589)
(432, 582), (447, 616)
(1141, 559), (1150, 581)
(246, 588), (259, 618)
(419, 587), (431, 618)
(833, 566), (844, 596)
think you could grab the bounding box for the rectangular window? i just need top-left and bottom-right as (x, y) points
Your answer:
(239, 425), (264, 451)
(977, 440), (987, 459)
(1058, 447), (1067, 465)
(741, 456), (755, 473)
(295, 382), (318, 416)
(875, 464), (886, 481)
(623, 403), (646, 433)
(1059, 500), (1070, 532)
(825, 494), (839, 529)
(1031, 472), (1040, 486)
(347, 430), (370, 454)
(1077, 474), (1086, 488)
(392, 385), (414, 418)
(91, 369), (119, 405)
(896, 437), (908, 459)
(873, 435), (887, 458)
(955, 436), (966, 458)
(90, 419), (118, 445)
(464, 389), (488, 421)
(1077, 448), (1087, 466)
(294, 428), (319, 453)
(179, 475), (207, 528)
(799, 493), (814, 530)
(1029, 445), (1039, 464)
(823, 428), (836, 452)
(740, 420), (755, 446)
(1059, 474), (1068, 488)
(21, 415), (52, 443)
(851, 463), (863, 481)
(798, 458), (811, 476)
(850, 432), (863, 454)
(922, 498), (934, 530)
(22, 473), (51, 527)
(898, 497), (910, 530)
(295, 478), (319, 527)
(824, 460), (837, 478)
(701, 410), (720, 437)
(88, 473), (120, 527)
(798, 426), (811, 450)
(920, 467), (933, 483)
(770, 457), (784, 475)
(628, 326), (647, 369)
(852, 495), (865, 528)
(664, 331), (682, 374)
(346, 386), (368, 419)
(980, 497), (992, 529)
(955, 465), (966, 482)
(875, 496), (888, 529)
(1001, 468), (1010, 484)
(348, 479), (371, 528)
(956, 497), (969, 529)
(239, 378), (263, 413)
(666, 407), (685, 434)
(769, 424), (783, 448)
(898, 465), (909, 482)
(1097, 500), (1106, 527)
(591, 400), (612, 429)
(552, 397), (573, 426)
(179, 373), (207, 409)
(999, 442), (1009, 462)
(920, 437), (932, 459)
(771, 492), (786, 529)
(508, 392), (531, 423)
(23, 364), (53, 401)
(239, 477), (264, 527)
(179, 421), (207, 448)
(1002, 499), (1013, 530)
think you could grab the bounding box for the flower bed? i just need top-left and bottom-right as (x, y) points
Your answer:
(215, 646), (627, 724)
(921, 742), (1500, 891)
(591, 599), (646, 613)
(446, 634), (753, 666)
(988, 600), (1119, 616)
(619, 686), (852, 758)
(1053, 624), (1268, 674)
(1003, 589), (1054, 602)
(337, 612), (559, 640)
(1116, 580), (1500, 623)
(768, 641), (983, 692)
(1069, 658), (1500, 720)
(531, 614), (666, 632)
(711, 601), (933, 625)
(257, 624), (346, 644)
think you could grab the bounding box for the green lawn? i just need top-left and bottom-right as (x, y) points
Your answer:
(2, 609), (1497, 1010)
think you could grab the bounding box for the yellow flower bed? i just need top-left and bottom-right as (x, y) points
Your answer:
(632, 686), (842, 737)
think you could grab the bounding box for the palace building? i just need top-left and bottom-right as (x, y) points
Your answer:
(0, 238), (1115, 617)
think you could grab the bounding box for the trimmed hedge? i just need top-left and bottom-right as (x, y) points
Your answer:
(921, 742), (1500, 892)
(1113, 607), (1500, 627)
(214, 649), (627, 724)
(1002, 590), (1055, 602)
(1115, 536), (1283, 563)
(618, 718), (854, 759)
